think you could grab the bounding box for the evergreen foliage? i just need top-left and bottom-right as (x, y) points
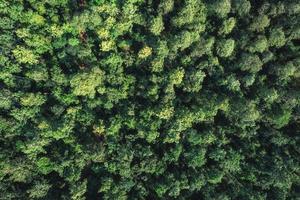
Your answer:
(0, 0), (300, 199)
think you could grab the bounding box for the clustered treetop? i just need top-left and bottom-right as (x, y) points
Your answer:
(0, 0), (300, 199)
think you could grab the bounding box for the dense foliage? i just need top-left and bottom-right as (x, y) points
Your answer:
(1, 0), (300, 199)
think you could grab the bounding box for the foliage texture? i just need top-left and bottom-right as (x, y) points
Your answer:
(0, 0), (300, 199)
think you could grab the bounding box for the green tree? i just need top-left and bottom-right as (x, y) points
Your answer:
(70, 67), (105, 98)
(216, 39), (235, 58)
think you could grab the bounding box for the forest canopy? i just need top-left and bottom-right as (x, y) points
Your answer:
(0, 0), (300, 199)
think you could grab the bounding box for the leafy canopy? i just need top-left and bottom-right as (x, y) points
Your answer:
(0, 0), (300, 199)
